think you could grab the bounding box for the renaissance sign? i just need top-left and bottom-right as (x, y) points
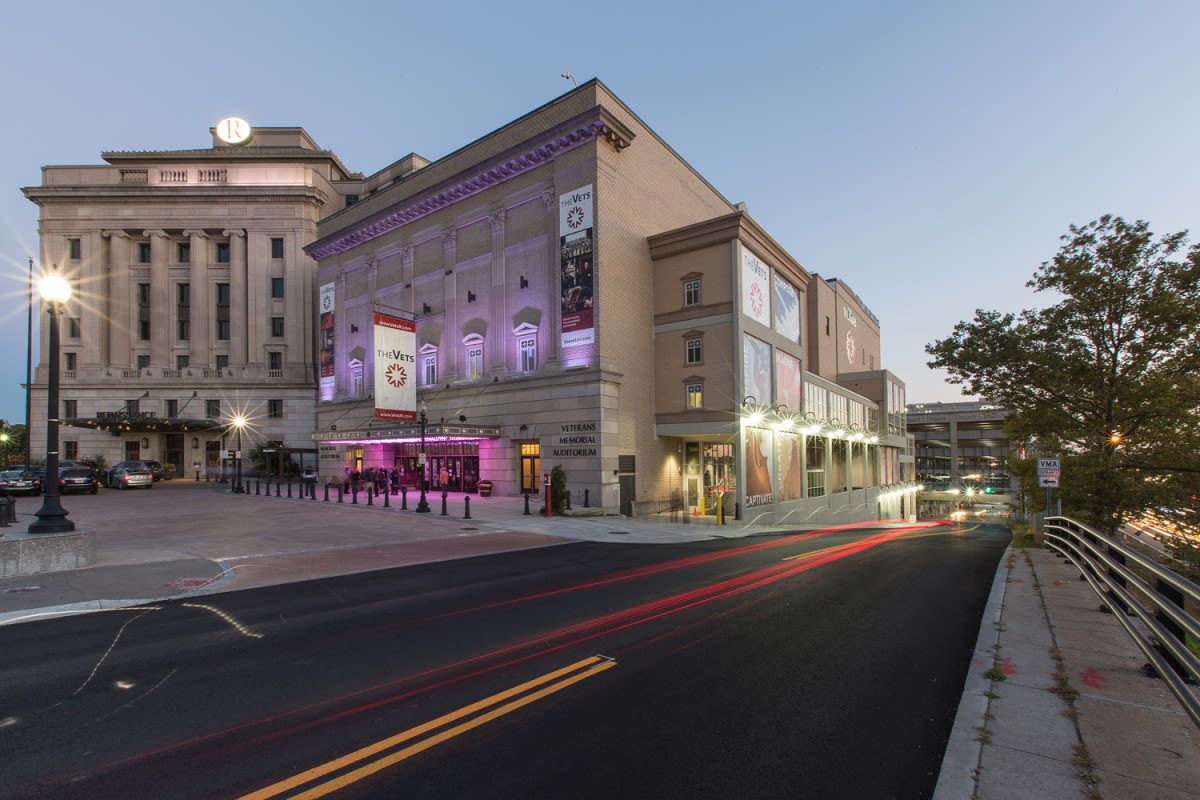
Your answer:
(373, 312), (416, 420)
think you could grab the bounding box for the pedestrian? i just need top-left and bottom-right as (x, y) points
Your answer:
(438, 466), (449, 490)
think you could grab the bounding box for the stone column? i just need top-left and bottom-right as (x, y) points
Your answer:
(81, 231), (104, 369)
(542, 187), (560, 367)
(365, 257), (379, 389)
(401, 245), (415, 313)
(488, 208), (508, 374)
(245, 232), (266, 369)
(442, 228), (458, 380)
(145, 230), (170, 368)
(103, 231), (132, 369)
(224, 229), (247, 368)
(184, 230), (210, 367)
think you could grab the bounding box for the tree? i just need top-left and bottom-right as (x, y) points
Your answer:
(927, 216), (1200, 531)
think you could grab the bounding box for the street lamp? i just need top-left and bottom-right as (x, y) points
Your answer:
(30, 269), (75, 534)
(231, 415), (246, 493)
(415, 402), (430, 513)
(0, 432), (9, 468)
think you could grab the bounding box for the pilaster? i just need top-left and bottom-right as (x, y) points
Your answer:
(542, 187), (560, 367)
(442, 228), (458, 380)
(103, 231), (132, 368)
(184, 230), (210, 368)
(145, 230), (170, 368)
(225, 229), (247, 367)
(489, 209), (508, 374)
(81, 231), (104, 369)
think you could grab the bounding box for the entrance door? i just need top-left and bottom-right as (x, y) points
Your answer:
(164, 434), (184, 477)
(520, 443), (541, 493)
(686, 476), (700, 514)
(125, 440), (141, 461)
(619, 474), (635, 516)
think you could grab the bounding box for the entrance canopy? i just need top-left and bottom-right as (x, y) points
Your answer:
(64, 412), (226, 435)
(313, 421), (501, 446)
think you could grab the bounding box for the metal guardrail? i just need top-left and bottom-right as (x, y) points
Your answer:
(1044, 516), (1200, 728)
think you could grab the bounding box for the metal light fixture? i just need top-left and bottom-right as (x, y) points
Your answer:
(415, 402), (430, 513)
(30, 267), (74, 533)
(230, 415), (247, 493)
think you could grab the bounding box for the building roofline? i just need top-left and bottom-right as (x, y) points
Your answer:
(647, 210), (811, 286)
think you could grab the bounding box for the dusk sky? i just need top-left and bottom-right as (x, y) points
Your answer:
(1, 0), (1197, 423)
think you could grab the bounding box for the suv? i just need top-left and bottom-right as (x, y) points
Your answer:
(59, 467), (99, 495)
(142, 460), (166, 481)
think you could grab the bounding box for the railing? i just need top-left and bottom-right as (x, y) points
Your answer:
(122, 369), (141, 378)
(120, 169), (148, 184)
(62, 370), (76, 378)
(161, 369), (182, 378)
(1044, 516), (1200, 729)
(267, 370), (283, 378)
(158, 169), (187, 183)
(203, 368), (223, 378)
(196, 168), (227, 183)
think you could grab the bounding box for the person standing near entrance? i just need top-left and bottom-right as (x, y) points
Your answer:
(438, 466), (449, 490)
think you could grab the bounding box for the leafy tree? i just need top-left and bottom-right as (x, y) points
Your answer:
(928, 216), (1200, 531)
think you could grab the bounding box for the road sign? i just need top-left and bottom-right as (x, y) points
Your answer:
(1039, 475), (1059, 488)
(1037, 458), (1060, 474)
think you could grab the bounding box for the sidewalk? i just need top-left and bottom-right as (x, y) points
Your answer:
(936, 544), (1200, 800)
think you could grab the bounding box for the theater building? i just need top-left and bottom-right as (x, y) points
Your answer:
(309, 80), (916, 522)
(23, 125), (357, 474)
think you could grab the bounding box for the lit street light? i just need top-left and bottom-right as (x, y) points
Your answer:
(231, 415), (247, 493)
(0, 431), (9, 468)
(30, 269), (75, 534)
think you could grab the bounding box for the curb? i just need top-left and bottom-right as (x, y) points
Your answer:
(932, 544), (1011, 800)
(0, 597), (160, 627)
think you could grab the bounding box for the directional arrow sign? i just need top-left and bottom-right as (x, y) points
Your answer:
(1039, 475), (1060, 488)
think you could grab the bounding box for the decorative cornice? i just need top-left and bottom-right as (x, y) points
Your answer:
(307, 117), (614, 260)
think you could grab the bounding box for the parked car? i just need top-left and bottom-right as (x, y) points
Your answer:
(1, 469), (42, 496)
(142, 460), (166, 481)
(59, 467), (99, 495)
(106, 461), (154, 490)
(60, 459), (104, 480)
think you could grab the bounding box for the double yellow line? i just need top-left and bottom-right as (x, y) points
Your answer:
(239, 655), (617, 800)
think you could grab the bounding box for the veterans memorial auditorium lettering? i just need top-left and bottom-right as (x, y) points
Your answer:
(550, 420), (599, 457)
(373, 312), (417, 421)
(559, 184), (595, 348)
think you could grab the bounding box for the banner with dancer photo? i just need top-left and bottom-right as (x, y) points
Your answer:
(319, 282), (335, 401)
(744, 426), (774, 508)
(559, 184), (595, 348)
(373, 312), (416, 420)
(776, 431), (803, 502)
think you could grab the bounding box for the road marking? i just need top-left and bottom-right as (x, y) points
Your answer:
(239, 655), (616, 800)
(781, 540), (868, 562)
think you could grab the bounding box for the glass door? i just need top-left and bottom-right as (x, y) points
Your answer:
(520, 443), (541, 493)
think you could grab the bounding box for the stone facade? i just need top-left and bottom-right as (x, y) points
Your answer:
(22, 128), (356, 474)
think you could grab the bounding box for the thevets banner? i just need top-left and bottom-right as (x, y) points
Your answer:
(318, 282), (335, 401)
(373, 312), (417, 420)
(559, 184), (595, 348)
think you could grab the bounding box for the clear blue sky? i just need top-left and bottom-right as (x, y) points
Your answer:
(2, 0), (1197, 422)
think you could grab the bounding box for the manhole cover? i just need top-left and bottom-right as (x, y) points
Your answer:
(609, 531), (630, 535)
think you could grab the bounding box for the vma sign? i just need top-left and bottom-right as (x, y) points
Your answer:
(373, 312), (417, 420)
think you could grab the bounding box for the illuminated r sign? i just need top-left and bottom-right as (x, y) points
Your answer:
(216, 117), (251, 145)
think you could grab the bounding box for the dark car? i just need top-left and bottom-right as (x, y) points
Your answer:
(59, 467), (99, 495)
(60, 459), (104, 480)
(1, 469), (42, 496)
(105, 461), (155, 489)
(142, 460), (166, 482)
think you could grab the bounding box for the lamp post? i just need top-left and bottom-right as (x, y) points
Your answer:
(415, 402), (430, 513)
(0, 432), (9, 468)
(30, 269), (75, 534)
(231, 415), (246, 493)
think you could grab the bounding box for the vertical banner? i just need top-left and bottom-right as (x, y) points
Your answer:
(774, 351), (802, 412)
(742, 334), (773, 407)
(318, 282), (335, 401)
(373, 312), (417, 420)
(773, 275), (801, 343)
(776, 431), (803, 502)
(741, 249), (770, 327)
(559, 184), (595, 348)
(744, 427), (774, 507)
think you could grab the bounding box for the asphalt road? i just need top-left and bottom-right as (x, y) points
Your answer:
(0, 521), (1009, 800)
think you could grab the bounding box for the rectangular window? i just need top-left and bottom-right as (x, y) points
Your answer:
(268, 399), (283, 418)
(271, 277), (284, 298)
(270, 237), (284, 259)
(177, 283), (190, 341)
(176, 354), (189, 370)
(205, 399), (220, 418)
(137, 241), (151, 263)
(685, 337), (703, 365)
(215, 241), (230, 263)
(136, 354), (150, 370)
(67, 317), (81, 338)
(137, 283), (151, 340)
(64, 440), (79, 460)
(350, 362), (364, 396)
(519, 336), (536, 372)
(271, 317), (284, 338)
(64, 352), (77, 371)
(165, 399), (178, 417)
(177, 242), (190, 263)
(63, 399), (78, 418)
(466, 346), (483, 380)
(686, 383), (703, 409)
(215, 354), (229, 370)
(268, 351), (283, 371)
(68, 238), (81, 260)
(216, 282), (230, 340)
(423, 355), (437, 386)
(684, 279), (701, 306)
(806, 437), (826, 498)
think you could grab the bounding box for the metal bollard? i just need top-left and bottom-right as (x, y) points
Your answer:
(195, 469), (200, 482)
(287, 479), (293, 499)
(337, 484), (344, 503)
(464, 496), (471, 519)
(584, 488), (589, 508)
(566, 492), (572, 511)
(383, 488), (390, 508)
(309, 483), (316, 500)
(524, 493), (531, 515)
(254, 479), (259, 496)
(275, 481), (281, 497)
(352, 485), (358, 504)
(367, 487), (374, 506)
(401, 486), (408, 510)
(440, 490), (448, 516)
(735, 501), (741, 521)
(324, 483), (330, 502)
(0, 497), (9, 527)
